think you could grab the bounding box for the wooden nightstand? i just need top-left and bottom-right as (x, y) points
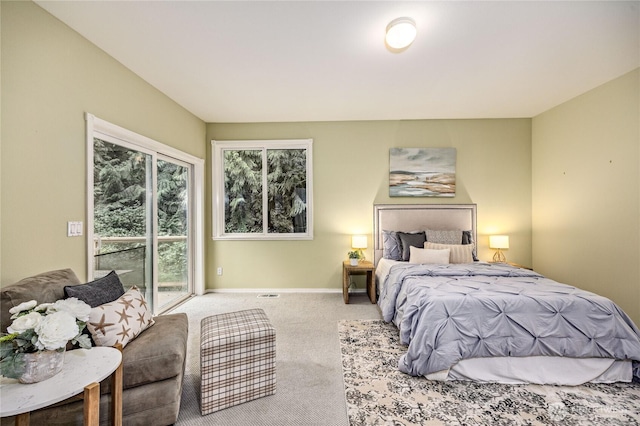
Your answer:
(489, 261), (533, 270)
(507, 262), (533, 270)
(342, 260), (376, 304)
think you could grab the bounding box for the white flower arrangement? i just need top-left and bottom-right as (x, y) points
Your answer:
(1, 298), (92, 379)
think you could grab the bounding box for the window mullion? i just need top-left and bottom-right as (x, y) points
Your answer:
(262, 148), (268, 236)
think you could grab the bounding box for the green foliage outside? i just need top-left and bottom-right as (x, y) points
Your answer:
(93, 139), (188, 283)
(224, 150), (263, 233)
(224, 148), (307, 234)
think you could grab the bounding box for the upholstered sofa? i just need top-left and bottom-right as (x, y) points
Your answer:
(1, 268), (189, 425)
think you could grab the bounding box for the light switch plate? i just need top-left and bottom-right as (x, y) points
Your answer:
(67, 221), (83, 237)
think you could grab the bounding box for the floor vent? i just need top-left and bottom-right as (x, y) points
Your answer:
(257, 294), (280, 298)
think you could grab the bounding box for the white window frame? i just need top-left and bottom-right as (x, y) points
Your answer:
(86, 113), (206, 296)
(212, 139), (313, 240)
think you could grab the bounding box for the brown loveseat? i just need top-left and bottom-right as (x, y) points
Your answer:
(1, 269), (189, 425)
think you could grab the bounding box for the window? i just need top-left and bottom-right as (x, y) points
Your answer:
(212, 139), (313, 240)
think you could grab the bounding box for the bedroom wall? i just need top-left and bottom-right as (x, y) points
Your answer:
(0, 1), (206, 285)
(207, 119), (532, 291)
(532, 68), (640, 325)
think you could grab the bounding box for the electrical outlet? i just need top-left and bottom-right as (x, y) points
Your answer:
(217, 267), (223, 276)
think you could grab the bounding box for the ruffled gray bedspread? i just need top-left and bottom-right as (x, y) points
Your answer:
(378, 263), (640, 381)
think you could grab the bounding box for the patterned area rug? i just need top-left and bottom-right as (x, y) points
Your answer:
(338, 320), (640, 425)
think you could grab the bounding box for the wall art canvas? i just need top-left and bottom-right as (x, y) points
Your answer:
(389, 148), (456, 197)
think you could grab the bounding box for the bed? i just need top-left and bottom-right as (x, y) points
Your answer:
(374, 204), (640, 385)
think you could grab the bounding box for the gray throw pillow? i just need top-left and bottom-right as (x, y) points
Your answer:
(64, 271), (125, 308)
(382, 230), (402, 261)
(462, 230), (478, 261)
(425, 229), (463, 245)
(397, 231), (427, 261)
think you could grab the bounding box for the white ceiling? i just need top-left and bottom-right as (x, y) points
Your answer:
(36, 1), (639, 123)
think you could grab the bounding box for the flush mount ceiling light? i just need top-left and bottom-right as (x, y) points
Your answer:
(385, 17), (417, 50)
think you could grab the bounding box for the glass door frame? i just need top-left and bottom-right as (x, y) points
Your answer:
(156, 154), (193, 311)
(85, 113), (205, 313)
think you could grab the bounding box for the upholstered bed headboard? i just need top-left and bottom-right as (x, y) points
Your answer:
(373, 204), (477, 266)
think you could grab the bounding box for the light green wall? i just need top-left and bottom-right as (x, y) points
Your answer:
(532, 68), (640, 325)
(0, 1), (206, 285)
(2, 1), (636, 328)
(0, 0), (3, 281)
(207, 119), (532, 290)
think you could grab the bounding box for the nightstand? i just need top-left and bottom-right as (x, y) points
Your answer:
(507, 262), (533, 270)
(489, 261), (533, 270)
(342, 260), (376, 304)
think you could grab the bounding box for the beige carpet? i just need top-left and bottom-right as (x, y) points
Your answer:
(170, 291), (381, 425)
(339, 319), (640, 426)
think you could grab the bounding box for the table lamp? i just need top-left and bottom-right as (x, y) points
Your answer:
(489, 235), (509, 263)
(351, 235), (367, 262)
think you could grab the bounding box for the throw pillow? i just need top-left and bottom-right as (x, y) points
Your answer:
(64, 271), (125, 308)
(462, 230), (478, 261)
(397, 231), (427, 261)
(424, 241), (474, 264)
(409, 246), (450, 264)
(86, 286), (154, 348)
(425, 229), (463, 245)
(382, 230), (402, 260)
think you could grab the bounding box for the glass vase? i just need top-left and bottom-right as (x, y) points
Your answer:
(19, 349), (65, 384)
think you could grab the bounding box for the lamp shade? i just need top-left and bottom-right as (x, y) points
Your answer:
(351, 235), (367, 249)
(385, 17), (417, 49)
(489, 235), (509, 250)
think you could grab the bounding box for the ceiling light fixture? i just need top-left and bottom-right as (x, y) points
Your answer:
(385, 17), (417, 50)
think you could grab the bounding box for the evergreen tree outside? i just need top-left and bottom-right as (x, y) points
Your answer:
(223, 149), (263, 233)
(267, 149), (306, 233)
(223, 148), (307, 234)
(157, 160), (189, 284)
(93, 139), (148, 239)
(93, 139), (188, 283)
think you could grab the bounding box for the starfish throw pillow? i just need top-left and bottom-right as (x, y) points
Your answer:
(86, 286), (155, 348)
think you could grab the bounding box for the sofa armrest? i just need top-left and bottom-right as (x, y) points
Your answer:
(1, 269), (81, 332)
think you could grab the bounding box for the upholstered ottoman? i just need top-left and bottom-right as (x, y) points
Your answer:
(200, 308), (276, 415)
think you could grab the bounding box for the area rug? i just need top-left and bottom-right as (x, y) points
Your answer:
(338, 319), (640, 426)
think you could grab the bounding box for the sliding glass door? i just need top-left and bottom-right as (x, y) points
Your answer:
(91, 138), (194, 314)
(156, 156), (191, 311)
(93, 139), (153, 304)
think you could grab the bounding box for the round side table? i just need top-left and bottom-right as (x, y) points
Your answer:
(0, 346), (122, 425)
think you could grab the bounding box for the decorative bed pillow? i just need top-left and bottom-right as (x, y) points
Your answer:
(424, 241), (474, 264)
(462, 230), (478, 261)
(86, 286), (154, 348)
(382, 230), (402, 261)
(64, 271), (125, 308)
(397, 231), (427, 261)
(409, 246), (450, 264)
(425, 229), (463, 245)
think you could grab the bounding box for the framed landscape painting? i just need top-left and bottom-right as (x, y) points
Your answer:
(389, 148), (456, 197)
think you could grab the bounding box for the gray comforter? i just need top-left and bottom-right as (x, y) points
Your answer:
(378, 262), (640, 381)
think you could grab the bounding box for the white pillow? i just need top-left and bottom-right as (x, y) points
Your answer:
(409, 246), (451, 264)
(424, 241), (474, 264)
(86, 286), (154, 348)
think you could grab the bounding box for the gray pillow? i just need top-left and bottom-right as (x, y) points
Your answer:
(382, 230), (402, 261)
(462, 230), (478, 261)
(397, 231), (426, 261)
(425, 229), (463, 245)
(64, 271), (125, 308)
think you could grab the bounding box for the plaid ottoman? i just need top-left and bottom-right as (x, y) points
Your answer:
(200, 308), (276, 415)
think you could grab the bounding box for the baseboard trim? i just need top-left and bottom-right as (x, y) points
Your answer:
(204, 288), (367, 294)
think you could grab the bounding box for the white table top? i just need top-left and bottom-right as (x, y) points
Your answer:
(0, 347), (122, 417)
